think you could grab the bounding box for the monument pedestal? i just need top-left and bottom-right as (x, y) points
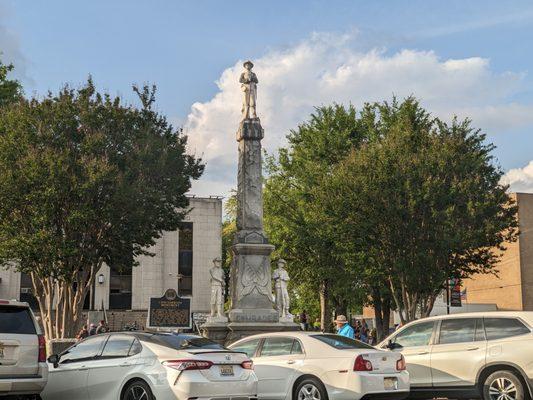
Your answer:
(228, 242), (279, 323)
(201, 322), (230, 345)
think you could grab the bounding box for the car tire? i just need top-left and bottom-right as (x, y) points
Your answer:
(294, 377), (328, 400)
(483, 370), (525, 400)
(122, 379), (155, 400)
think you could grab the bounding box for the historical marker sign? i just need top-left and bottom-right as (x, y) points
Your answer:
(148, 289), (191, 329)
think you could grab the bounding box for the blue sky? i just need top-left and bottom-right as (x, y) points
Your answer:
(1, 0), (533, 195)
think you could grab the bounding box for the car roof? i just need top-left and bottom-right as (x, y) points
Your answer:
(403, 311), (533, 326)
(230, 331), (331, 344)
(0, 299), (31, 308)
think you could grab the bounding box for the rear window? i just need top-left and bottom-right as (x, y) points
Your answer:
(310, 334), (374, 349)
(140, 333), (225, 350)
(484, 318), (531, 340)
(0, 306), (36, 334)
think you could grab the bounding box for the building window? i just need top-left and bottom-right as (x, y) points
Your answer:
(178, 222), (193, 296)
(109, 266), (132, 310)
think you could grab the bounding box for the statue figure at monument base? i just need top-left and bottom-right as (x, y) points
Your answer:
(273, 259), (291, 318)
(207, 257), (228, 323)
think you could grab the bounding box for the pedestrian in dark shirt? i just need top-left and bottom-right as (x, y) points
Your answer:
(96, 320), (108, 334)
(76, 325), (89, 341)
(299, 310), (309, 331)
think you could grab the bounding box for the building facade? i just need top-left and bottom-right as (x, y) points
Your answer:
(0, 197), (222, 321)
(462, 192), (533, 311)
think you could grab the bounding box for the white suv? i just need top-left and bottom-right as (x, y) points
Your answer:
(0, 299), (48, 399)
(379, 312), (533, 400)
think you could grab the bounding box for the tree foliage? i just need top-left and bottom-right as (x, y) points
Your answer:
(0, 79), (203, 339)
(265, 98), (518, 335)
(264, 105), (372, 331)
(0, 59), (22, 107)
(323, 98), (518, 323)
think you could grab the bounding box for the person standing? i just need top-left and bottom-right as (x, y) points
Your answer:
(335, 315), (355, 339)
(76, 325), (89, 341)
(299, 310), (309, 331)
(95, 320), (108, 334)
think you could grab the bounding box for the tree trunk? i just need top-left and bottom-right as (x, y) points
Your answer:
(372, 287), (392, 342)
(334, 296), (347, 319)
(372, 287), (385, 341)
(319, 279), (332, 332)
(30, 264), (96, 341)
(381, 297), (391, 341)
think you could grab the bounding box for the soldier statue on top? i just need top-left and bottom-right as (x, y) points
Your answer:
(240, 60), (258, 120)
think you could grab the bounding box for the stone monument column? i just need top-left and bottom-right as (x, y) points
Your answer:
(202, 60), (298, 344)
(229, 60), (278, 324)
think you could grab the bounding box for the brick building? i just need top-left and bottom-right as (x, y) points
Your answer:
(462, 192), (533, 311)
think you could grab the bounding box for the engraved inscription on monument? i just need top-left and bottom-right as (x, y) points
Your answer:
(148, 288), (191, 328)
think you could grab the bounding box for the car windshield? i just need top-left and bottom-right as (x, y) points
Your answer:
(310, 334), (374, 349)
(139, 333), (225, 350)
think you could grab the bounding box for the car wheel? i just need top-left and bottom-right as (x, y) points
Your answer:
(122, 380), (154, 400)
(483, 370), (525, 400)
(295, 377), (328, 400)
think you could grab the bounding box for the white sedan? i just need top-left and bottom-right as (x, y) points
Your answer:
(229, 332), (409, 400)
(42, 332), (257, 400)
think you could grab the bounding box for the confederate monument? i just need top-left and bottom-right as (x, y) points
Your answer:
(202, 60), (298, 343)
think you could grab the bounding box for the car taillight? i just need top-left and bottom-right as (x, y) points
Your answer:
(38, 335), (46, 363)
(162, 359), (213, 371)
(396, 355), (406, 371)
(354, 355), (373, 371)
(241, 360), (254, 370)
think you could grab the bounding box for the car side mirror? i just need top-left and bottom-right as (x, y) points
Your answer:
(48, 354), (60, 369)
(386, 340), (402, 350)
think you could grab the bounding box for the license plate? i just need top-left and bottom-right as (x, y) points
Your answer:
(220, 365), (234, 376)
(384, 377), (398, 390)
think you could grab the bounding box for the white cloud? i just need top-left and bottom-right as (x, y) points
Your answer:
(501, 161), (533, 193)
(184, 32), (532, 197)
(0, 3), (31, 84)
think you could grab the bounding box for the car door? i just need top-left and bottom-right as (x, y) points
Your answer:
(430, 318), (487, 387)
(45, 335), (107, 400)
(385, 320), (436, 387)
(253, 337), (303, 400)
(87, 335), (142, 400)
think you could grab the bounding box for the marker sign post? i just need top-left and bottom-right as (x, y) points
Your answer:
(147, 289), (191, 330)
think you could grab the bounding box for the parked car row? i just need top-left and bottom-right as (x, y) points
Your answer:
(2, 298), (533, 400)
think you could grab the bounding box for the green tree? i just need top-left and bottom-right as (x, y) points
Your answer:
(264, 105), (374, 331)
(0, 59), (22, 107)
(323, 98), (518, 324)
(222, 191), (238, 303)
(0, 80), (203, 339)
